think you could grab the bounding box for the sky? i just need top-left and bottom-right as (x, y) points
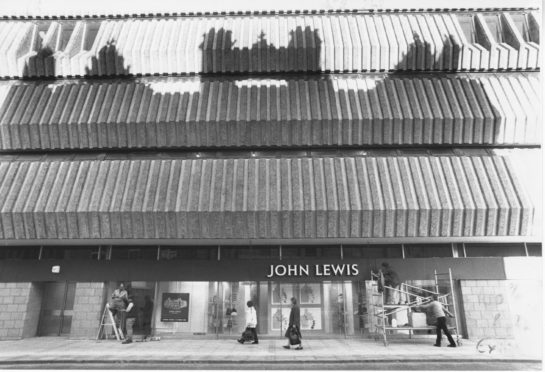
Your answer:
(1, 0), (540, 16)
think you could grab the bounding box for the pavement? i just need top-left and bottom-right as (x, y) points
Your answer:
(0, 337), (541, 369)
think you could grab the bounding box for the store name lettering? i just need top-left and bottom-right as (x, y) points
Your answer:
(266, 264), (359, 278)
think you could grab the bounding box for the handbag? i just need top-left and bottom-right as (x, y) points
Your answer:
(288, 327), (301, 345)
(241, 327), (254, 341)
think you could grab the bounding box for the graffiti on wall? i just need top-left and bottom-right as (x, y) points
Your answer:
(506, 280), (542, 356)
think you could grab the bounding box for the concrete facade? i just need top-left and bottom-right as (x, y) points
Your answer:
(0, 4), (540, 351)
(460, 280), (514, 339)
(0, 282), (42, 340)
(70, 282), (106, 339)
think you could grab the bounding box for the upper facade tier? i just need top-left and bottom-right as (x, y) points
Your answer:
(0, 10), (540, 78)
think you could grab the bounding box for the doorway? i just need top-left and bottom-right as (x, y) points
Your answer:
(37, 282), (76, 336)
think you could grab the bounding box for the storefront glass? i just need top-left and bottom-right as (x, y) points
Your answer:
(150, 280), (366, 338)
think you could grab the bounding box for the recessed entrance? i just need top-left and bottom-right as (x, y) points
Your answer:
(37, 282), (76, 336)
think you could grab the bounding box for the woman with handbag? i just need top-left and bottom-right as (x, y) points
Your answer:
(283, 297), (303, 350)
(237, 301), (258, 344)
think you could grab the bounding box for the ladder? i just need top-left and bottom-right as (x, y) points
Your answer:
(96, 305), (125, 341)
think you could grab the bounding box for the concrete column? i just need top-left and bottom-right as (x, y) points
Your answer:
(0, 282), (42, 340)
(70, 282), (106, 339)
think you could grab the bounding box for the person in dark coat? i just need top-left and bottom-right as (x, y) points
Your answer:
(381, 262), (402, 304)
(142, 295), (154, 339)
(283, 297), (303, 350)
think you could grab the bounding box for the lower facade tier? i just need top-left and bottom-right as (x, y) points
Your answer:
(0, 152), (536, 240)
(0, 256), (540, 351)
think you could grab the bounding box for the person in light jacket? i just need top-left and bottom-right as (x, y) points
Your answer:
(245, 301), (258, 344)
(413, 294), (457, 348)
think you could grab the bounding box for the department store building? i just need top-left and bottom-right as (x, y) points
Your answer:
(0, 6), (541, 351)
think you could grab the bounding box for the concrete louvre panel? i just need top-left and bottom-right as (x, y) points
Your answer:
(0, 154), (535, 240)
(0, 74), (538, 151)
(0, 11), (539, 78)
(491, 156), (522, 236)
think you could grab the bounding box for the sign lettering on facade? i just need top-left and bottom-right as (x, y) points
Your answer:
(266, 264), (359, 278)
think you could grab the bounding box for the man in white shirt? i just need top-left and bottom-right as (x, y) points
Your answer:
(414, 294), (457, 347)
(108, 283), (129, 334)
(245, 301), (258, 344)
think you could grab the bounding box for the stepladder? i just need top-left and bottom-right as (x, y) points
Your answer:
(97, 305), (125, 341)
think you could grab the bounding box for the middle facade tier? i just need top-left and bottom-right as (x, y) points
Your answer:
(0, 73), (539, 150)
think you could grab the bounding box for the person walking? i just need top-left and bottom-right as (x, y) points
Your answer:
(283, 297), (303, 350)
(122, 297), (137, 344)
(238, 301), (259, 344)
(414, 294), (457, 347)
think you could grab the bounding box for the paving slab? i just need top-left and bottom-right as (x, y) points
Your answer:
(0, 337), (540, 365)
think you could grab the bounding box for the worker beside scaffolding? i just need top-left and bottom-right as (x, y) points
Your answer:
(381, 263), (403, 305)
(370, 268), (461, 347)
(412, 294), (457, 348)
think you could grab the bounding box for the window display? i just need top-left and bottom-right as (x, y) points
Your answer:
(301, 307), (320, 330)
(300, 283), (321, 304)
(151, 280), (361, 337)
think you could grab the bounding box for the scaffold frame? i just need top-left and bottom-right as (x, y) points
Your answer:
(370, 268), (462, 347)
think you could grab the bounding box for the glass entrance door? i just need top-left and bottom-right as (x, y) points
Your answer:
(268, 281), (359, 338)
(207, 281), (258, 337)
(37, 282), (76, 336)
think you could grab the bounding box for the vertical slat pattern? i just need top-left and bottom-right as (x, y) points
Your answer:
(0, 154), (533, 240)
(0, 11), (539, 78)
(0, 73), (539, 150)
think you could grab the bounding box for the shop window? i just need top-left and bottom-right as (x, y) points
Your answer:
(282, 245), (341, 259)
(342, 244), (403, 259)
(159, 246), (218, 260)
(41, 246), (104, 260)
(464, 243), (526, 257)
(0, 246), (40, 260)
(221, 246), (280, 260)
(110, 246), (158, 260)
(526, 243), (542, 257)
(403, 244), (453, 258)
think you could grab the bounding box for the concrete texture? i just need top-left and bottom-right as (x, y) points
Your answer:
(0, 73), (539, 150)
(0, 154), (534, 240)
(460, 280), (514, 339)
(0, 10), (539, 78)
(70, 283), (106, 339)
(0, 282), (41, 340)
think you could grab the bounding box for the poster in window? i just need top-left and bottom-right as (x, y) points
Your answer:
(271, 283), (293, 305)
(300, 307), (322, 330)
(161, 293), (189, 322)
(271, 307), (290, 331)
(299, 283), (321, 304)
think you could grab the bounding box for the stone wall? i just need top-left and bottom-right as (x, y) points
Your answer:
(0, 282), (41, 339)
(70, 282), (106, 339)
(22, 283), (42, 338)
(460, 280), (514, 339)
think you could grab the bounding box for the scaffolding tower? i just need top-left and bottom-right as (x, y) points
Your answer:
(370, 268), (462, 347)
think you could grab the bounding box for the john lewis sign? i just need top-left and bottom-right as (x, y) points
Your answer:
(266, 264), (359, 278)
